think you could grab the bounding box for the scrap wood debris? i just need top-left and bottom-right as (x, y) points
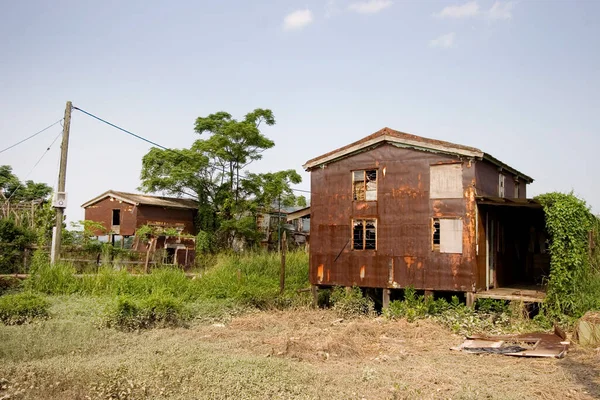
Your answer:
(452, 325), (570, 358)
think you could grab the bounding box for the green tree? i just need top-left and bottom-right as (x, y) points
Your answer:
(0, 219), (34, 273)
(0, 165), (52, 202)
(139, 109), (304, 250)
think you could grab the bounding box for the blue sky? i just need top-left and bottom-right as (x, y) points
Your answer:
(1, 0), (599, 223)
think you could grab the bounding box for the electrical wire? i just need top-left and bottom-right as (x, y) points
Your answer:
(72, 106), (311, 196)
(0, 119), (63, 155)
(5, 130), (63, 203)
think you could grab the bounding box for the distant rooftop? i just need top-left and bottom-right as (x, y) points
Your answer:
(81, 190), (198, 210)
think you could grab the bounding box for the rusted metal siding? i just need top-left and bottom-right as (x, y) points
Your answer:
(84, 200), (196, 237)
(83, 198), (137, 236)
(309, 143), (478, 292)
(136, 205), (196, 235)
(475, 160), (527, 198)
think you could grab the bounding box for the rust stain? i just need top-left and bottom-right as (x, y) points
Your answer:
(404, 256), (415, 269)
(326, 269), (330, 282)
(360, 265), (366, 280)
(417, 261), (423, 269)
(317, 264), (324, 282)
(450, 254), (461, 277)
(392, 186), (421, 199)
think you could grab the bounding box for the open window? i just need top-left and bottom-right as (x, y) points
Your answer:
(112, 209), (120, 226)
(353, 219), (377, 250)
(432, 218), (463, 254)
(353, 169), (377, 201)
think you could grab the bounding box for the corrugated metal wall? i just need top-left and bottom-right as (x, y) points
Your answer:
(309, 143), (478, 292)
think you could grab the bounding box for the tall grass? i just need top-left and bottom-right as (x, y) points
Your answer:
(24, 250), (309, 305)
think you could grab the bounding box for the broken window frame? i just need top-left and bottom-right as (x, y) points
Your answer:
(352, 218), (377, 250)
(432, 218), (441, 251)
(352, 169), (377, 201)
(432, 217), (463, 254)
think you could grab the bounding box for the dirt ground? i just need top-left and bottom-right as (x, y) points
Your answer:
(0, 297), (599, 399)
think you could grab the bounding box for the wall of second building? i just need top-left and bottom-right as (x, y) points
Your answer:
(135, 205), (196, 235)
(84, 198), (137, 236)
(309, 143), (478, 292)
(475, 160), (527, 199)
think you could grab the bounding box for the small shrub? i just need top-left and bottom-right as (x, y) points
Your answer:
(24, 259), (79, 295)
(101, 294), (191, 331)
(384, 287), (451, 322)
(0, 292), (50, 325)
(330, 286), (374, 318)
(475, 298), (509, 314)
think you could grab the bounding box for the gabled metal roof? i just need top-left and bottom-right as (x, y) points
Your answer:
(303, 127), (533, 183)
(81, 190), (198, 210)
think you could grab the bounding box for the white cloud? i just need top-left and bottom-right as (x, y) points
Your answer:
(435, 1), (479, 18)
(348, 0), (393, 14)
(488, 1), (515, 20)
(283, 9), (314, 31)
(429, 32), (456, 48)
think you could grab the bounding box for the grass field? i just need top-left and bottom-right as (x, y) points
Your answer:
(0, 295), (599, 400)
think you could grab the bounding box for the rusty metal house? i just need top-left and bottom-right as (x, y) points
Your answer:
(305, 128), (549, 305)
(82, 190), (198, 266)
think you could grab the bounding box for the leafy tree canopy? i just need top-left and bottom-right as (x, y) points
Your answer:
(0, 165), (52, 202)
(139, 109), (304, 250)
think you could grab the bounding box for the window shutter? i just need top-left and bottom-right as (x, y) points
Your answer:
(440, 219), (463, 254)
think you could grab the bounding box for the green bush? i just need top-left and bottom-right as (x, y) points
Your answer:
(329, 286), (374, 318)
(101, 294), (191, 331)
(194, 250), (309, 302)
(0, 219), (34, 273)
(0, 292), (50, 325)
(536, 192), (600, 318)
(24, 250), (310, 312)
(384, 288), (451, 322)
(24, 258), (79, 295)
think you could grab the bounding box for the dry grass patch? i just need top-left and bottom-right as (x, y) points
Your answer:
(0, 296), (599, 399)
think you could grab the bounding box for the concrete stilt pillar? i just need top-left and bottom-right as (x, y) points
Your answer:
(466, 292), (475, 308)
(383, 288), (391, 309)
(311, 285), (318, 309)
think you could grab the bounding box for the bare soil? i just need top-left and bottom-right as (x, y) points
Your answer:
(0, 297), (599, 399)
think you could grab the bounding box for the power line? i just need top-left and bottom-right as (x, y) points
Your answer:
(73, 107), (169, 151)
(0, 119), (64, 155)
(72, 106), (311, 196)
(5, 130), (63, 203)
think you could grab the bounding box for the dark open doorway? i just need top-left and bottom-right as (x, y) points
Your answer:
(477, 198), (549, 291)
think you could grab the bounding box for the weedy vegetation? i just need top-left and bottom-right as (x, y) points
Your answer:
(0, 292), (50, 325)
(536, 192), (600, 323)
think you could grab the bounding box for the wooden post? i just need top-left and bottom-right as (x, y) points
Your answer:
(382, 288), (390, 309)
(466, 292), (475, 308)
(144, 238), (153, 274)
(50, 101), (72, 264)
(280, 231), (287, 294)
(311, 285), (318, 308)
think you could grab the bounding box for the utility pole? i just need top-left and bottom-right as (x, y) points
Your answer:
(50, 101), (72, 264)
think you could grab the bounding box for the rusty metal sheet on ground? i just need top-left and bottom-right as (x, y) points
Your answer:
(451, 327), (569, 358)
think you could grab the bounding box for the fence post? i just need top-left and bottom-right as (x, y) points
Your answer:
(280, 231), (287, 294)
